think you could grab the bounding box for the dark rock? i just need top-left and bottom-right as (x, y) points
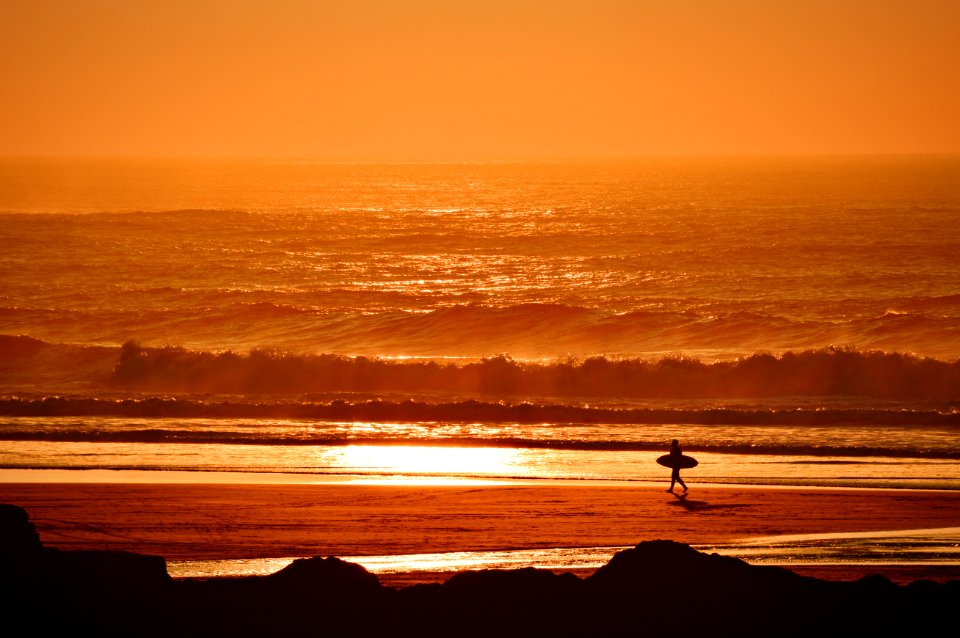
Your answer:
(442, 565), (581, 598)
(0, 503), (43, 560)
(3, 504), (960, 638)
(267, 555), (382, 593)
(1, 505), (172, 637)
(588, 539), (748, 588)
(60, 550), (171, 587)
(430, 568), (585, 637)
(855, 572), (899, 593)
(584, 540), (843, 637)
(170, 556), (390, 637)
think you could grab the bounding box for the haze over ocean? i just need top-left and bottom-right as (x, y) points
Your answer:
(3, 156), (959, 359)
(1, 157), (958, 488)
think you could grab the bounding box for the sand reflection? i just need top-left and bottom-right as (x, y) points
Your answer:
(168, 527), (960, 580)
(328, 444), (524, 482)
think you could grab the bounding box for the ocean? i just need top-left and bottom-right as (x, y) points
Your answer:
(1, 156), (959, 489)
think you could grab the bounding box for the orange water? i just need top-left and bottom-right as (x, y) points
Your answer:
(1, 157), (958, 486)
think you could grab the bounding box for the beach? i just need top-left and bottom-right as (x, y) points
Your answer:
(4, 4), (960, 634)
(5, 480), (960, 585)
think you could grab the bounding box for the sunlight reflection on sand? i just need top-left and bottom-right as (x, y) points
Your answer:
(167, 527), (960, 579)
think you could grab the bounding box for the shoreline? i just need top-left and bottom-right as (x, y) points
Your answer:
(3, 467), (959, 491)
(3, 480), (960, 583)
(166, 526), (960, 584)
(7, 502), (956, 638)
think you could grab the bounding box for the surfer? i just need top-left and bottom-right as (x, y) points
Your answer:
(666, 439), (688, 493)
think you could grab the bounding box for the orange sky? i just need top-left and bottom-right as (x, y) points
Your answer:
(2, 0), (958, 160)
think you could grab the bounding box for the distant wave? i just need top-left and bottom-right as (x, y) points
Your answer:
(3, 298), (960, 359)
(2, 395), (959, 429)
(2, 335), (959, 401)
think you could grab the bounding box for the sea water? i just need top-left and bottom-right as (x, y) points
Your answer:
(1, 156), (959, 488)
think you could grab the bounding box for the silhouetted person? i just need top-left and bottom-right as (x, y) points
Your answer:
(667, 439), (687, 493)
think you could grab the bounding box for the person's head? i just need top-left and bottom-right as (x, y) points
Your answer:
(671, 439), (678, 446)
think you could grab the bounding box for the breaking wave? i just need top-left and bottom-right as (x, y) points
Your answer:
(3, 395), (959, 427)
(3, 301), (960, 359)
(2, 335), (959, 401)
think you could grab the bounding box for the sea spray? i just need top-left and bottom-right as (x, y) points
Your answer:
(106, 341), (960, 401)
(3, 335), (959, 401)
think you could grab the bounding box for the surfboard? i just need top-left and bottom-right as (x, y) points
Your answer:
(656, 454), (698, 469)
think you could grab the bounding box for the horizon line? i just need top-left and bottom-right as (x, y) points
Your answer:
(2, 151), (959, 164)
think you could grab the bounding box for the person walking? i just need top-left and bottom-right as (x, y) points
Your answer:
(666, 439), (688, 493)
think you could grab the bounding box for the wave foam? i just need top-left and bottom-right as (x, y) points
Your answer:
(2, 335), (959, 402)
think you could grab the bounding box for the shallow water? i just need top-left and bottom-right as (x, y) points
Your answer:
(2, 416), (959, 489)
(166, 527), (960, 580)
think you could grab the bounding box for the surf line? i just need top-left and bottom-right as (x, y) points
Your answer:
(167, 528), (960, 579)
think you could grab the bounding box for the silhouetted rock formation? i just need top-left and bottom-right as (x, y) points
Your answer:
(0, 502), (42, 560)
(1, 504), (171, 635)
(2, 504), (958, 637)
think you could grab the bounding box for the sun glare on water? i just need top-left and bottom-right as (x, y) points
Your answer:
(332, 445), (522, 484)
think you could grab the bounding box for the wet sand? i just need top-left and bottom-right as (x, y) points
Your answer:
(4, 482), (960, 583)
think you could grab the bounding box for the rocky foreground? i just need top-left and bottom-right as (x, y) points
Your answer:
(2, 503), (957, 637)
